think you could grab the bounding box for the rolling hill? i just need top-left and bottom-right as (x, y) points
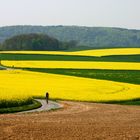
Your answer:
(0, 25), (140, 48)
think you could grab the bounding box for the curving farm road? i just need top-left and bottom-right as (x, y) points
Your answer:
(0, 101), (140, 140)
(19, 99), (63, 113)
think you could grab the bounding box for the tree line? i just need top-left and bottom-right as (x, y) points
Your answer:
(0, 25), (140, 48)
(0, 34), (78, 51)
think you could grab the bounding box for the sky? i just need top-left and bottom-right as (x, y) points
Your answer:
(0, 0), (140, 29)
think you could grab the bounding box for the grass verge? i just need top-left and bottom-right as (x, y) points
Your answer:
(0, 98), (33, 108)
(0, 100), (42, 114)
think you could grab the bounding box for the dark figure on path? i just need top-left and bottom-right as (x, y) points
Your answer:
(46, 92), (49, 104)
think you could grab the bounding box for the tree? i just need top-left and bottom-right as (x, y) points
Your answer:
(2, 33), (68, 51)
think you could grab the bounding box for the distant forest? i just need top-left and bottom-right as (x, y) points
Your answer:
(0, 25), (140, 49)
(0, 34), (75, 51)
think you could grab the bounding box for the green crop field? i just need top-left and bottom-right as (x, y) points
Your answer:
(0, 53), (140, 62)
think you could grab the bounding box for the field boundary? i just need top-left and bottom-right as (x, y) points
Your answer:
(0, 100), (41, 114)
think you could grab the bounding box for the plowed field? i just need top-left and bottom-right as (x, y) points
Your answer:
(0, 101), (140, 140)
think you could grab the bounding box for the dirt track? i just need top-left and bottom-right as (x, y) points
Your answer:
(0, 101), (140, 140)
(19, 99), (63, 113)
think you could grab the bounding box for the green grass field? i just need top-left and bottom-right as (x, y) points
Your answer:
(0, 53), (140, 62)
(0, 100), (41, 114)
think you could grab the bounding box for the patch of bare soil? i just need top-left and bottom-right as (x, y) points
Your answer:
(0, 101), (140, 140)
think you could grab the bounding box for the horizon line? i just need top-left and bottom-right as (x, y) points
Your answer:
(0, 24), (140, 30)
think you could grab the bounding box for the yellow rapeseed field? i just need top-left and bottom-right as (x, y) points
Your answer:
(1, 48), (140, 106)
(1, 48), (140, 57)
(74, 48), (140, 57)
(2, 60), (140, 70)
(0, 69), (140, 102)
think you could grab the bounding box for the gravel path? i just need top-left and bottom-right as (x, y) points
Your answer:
(20, 99), (63, 113)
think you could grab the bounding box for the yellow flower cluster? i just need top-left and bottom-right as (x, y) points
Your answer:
(2, 61), (140, 70)
(0, 69), (140, 102)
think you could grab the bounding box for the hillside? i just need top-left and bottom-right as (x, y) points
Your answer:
(0, 26), (140, 48)
(0, 34), (68, 51)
